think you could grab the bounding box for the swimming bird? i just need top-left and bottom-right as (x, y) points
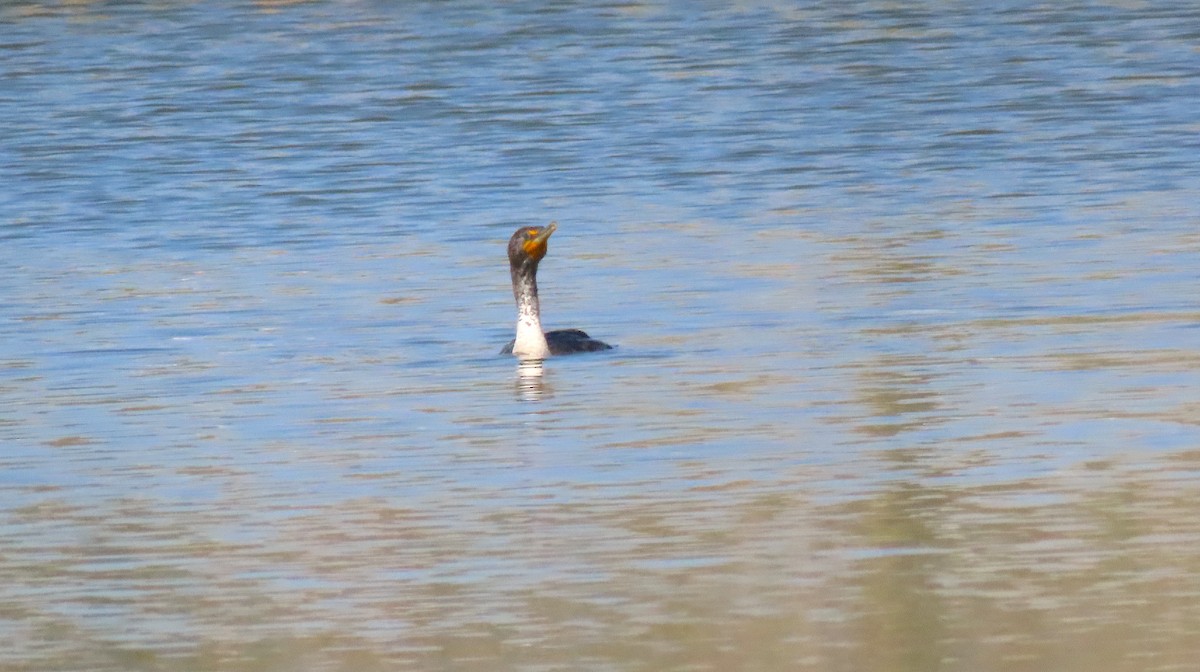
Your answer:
(500, 222), (613, 358)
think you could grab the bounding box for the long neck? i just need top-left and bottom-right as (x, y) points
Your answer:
(510, 264), (550, 358)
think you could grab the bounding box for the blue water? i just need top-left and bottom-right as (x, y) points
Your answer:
(2, 2), (1199, 670)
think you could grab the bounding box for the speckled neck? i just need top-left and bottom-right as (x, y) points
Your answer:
(510, 262), (550, 358)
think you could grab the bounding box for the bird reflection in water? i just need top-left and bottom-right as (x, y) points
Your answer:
(515, 358), (547, 401)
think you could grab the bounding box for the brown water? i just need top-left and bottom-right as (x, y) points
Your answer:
(2, 1), (1200, 671)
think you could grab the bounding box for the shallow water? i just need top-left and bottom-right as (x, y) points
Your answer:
(2, 1), (1200, 670)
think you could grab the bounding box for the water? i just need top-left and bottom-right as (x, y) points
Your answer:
(2, 1), (1200, 670)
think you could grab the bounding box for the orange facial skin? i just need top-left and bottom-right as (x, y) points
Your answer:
(522, 222), (556, 261)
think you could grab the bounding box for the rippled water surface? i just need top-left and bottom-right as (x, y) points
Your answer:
(3, 1), (1200, 670)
